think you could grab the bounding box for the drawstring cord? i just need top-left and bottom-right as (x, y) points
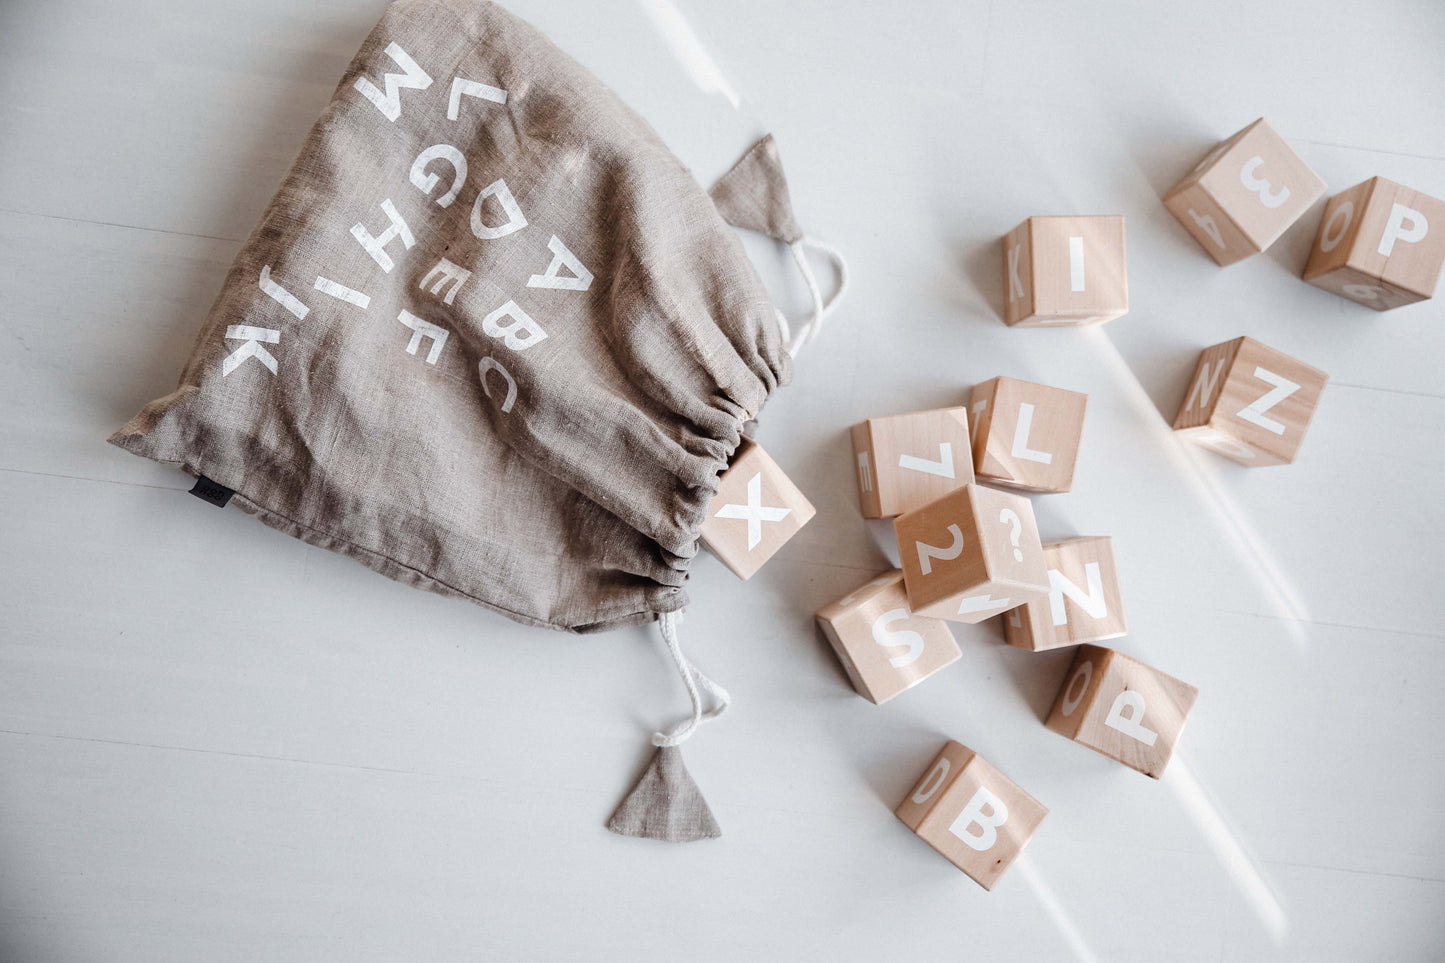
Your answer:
(652, 609), (730, 747)
(775, 234), (850, 358)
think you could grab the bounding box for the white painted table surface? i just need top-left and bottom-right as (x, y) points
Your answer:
(3, 1), (1443, 960)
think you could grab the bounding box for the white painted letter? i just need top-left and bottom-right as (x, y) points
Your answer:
(221, 325), (279, 376)
(447, 76), (508, 120)
(481, 300), (547, 351)
(350, 198), (415, 273)
(470, 178), (528, 240)
(949, 785), (1009, 852)
(409, 144), (467, 208)
(1236, 366), (1299, 435)
(1048, 561), (1107, 626)
(527, 235), (594, 291)
(352, 42), (432, 123)
(1011, 403), (1053, 464)
(871, 608), (924, 668)
(419, 258), (471, 305)
(478, 357), (518, 414)
(258, 265), (309, 320)
(1104, 690), (1158, 746)
(396, 310), (449, 365)
(1379, 203), (1428, 257)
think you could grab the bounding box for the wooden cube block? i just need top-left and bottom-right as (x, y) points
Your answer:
(815, 569), (962, 704)
(851, 408), (975, 519)
(1302, 177), (1445, 310)
(967, 377), (1088, 493)
(895, 740), (1048, 890)
(895, 483), (1049, 624)
(1163, 118), (1326, 266)
(1045, 646), (1198, 779)
(1172, 336), (1328, 466)
(1001, 215), (1128, 326)
(1003, 537), (1126, 651)
(700, 439), (815, 580)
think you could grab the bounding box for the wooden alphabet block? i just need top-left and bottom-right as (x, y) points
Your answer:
(700, 439), (815, 580)
(1163, 118), (1326, 265)
(1003, 537), (1126, 651)
(851, 408), (975, 519)
(895, 740), (1048, 890)
(1303, 177), (1445, 310)
(967, 377), (1088, 493)
(895, 483), (1049, 624)
(1172, 336), (1328, 466)
(1045, 646), (1198, 779)
(1001, 215), (1128, 326)
(815, 569), (961, 704)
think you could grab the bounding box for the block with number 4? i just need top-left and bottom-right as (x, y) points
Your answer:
(851, 408), (975, 518)
(968, 377), (1088, 493)
(1046, 645), (1198, 779)
(895, 483), (1048, 624)
(1303, 177), (1445, 310)
(815, 570), (961, 704)
(1001, 215), (1128, 326)
(895, 741), (1048, 890)
(700, 439), (815, 580)
(1003, 537), (1126, 651)
(1172, 336), (1328, 466)
(1163, 118), (1326, 266)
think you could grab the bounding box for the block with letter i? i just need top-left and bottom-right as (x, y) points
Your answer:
(1163, 118), (1326, 265)
(851, 407), (974, 518)
(895, 741), (1048, 890)
(1172, 336), (1328, 466)
(967, 377), (1087, 493)
(700, 439), (815, 579)
(1302, 177), (1445, 310)
(1001, 215), (1128, 326)
(815, 570), (961, 704)
(1004, 536), (1126, 651)
(895, 483), (1049, 624)
(1045, 646), (1198, 779)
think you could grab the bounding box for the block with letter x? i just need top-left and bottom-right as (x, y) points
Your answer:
(700, 439), (815, 580)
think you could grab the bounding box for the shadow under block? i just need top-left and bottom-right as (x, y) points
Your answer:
(1172, 336), (1328, 466)
(699, 439), (815, 580)
(815, 569), (961, 704)
(895, 483), (1048, 624)
(1003, 536), (1126, 651)
(1001, 215), (1128, 326)
(1045, 646), (1198, 779)
(1302, 177), (1445, 310)
(967, 377), (1088, 493)
(895, 741), (1048, 891)
(1162, 118), (1326, 266)
(851, 408), (975, 519)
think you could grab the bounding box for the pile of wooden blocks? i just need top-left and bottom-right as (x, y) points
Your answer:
(696, 118), (1444, 889)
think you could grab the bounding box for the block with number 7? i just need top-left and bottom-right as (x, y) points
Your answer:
(851, 408), (975, 518)
(1172, 336), (1328, 466)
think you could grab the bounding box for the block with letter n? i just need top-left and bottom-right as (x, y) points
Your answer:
(1003, 536), (1126, 651)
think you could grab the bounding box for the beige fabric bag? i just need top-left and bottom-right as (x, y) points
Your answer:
(109, 0), (843, 841)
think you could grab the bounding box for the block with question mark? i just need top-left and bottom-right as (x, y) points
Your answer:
(851, 408), (975, 518)
(1003, 536), (1127, 651)
(1172, 336), (1328, 466)
(1045, 645), (1198, 779)
(967, 377), (1088, 493)
(815, 569), (962, 704)
(895, 483), (1049, 625)
(895, 740), (1049, 890)
(1001, 215), (1128, 326)
(1302, 177), (1445, 309)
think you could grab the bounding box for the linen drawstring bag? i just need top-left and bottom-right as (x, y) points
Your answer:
(108, 0), (845, 842)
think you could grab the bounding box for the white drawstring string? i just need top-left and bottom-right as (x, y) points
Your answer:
(780, 234), (850, 358)
(652, 609), (731, 747)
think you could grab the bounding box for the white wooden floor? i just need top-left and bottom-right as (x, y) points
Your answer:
(4, 1), (1445, 960)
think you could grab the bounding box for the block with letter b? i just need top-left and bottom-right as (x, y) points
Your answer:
(851, 408), (974, 519)
(1163, 118), (1326, 266)
(1004, 536), (1126, 651)
(1172, 336), (1328, 466)
(895, 483), (1049, 624)
(1303, 177), (1445, 310)
(700, 439), (815, 580)
(1045, 645), (1198, 779)
(1001, 215), (1128, 326)
(895, 741), (1048, 890)
(968, 377), (1088, 493)
(815, 569), (961, 704)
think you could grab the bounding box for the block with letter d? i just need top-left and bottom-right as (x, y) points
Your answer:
(815, 569), (961, 704)
(968, 376), (1088, 493)
(895, 740), (1048, 890)
(1003, 536), (1126, 651)
(1045, 645), (1198, 779)
(1303, 177), (1445, 310)
(700, 439), (815, 579)
(851, 408), (975, 518)
(895, 483), (1049, 624)
(1172, 336), (1328, 466)
(1001, 215), (1128, 326)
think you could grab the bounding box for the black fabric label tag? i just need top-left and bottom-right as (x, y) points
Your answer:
(189, 475), (234, 508)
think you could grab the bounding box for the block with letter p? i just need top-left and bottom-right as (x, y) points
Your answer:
(700, 439), (815, 579)
(1004, 536), (1126, 651)
(1303, 177), (1445, 310)
(968, 376), (1088, 493)
(1172, 336), (1328, 466)
(895, 740), (1048, 890)
(851, 408), (974, 519)
(1001, 215), (1128, 326)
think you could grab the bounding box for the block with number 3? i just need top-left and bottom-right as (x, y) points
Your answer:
(895, 741), (1048, 890)
(700, 439), (815, 580)
(968, 377), (1088, 493)
(1163, 118), (1326, 266)
(1303, 177), (1445, 310)
(1001, 215), (1128, 326)
(1172, 336), (1328, 466)
(851, 408), (975, 519)
(895, 483), (1049, 624)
